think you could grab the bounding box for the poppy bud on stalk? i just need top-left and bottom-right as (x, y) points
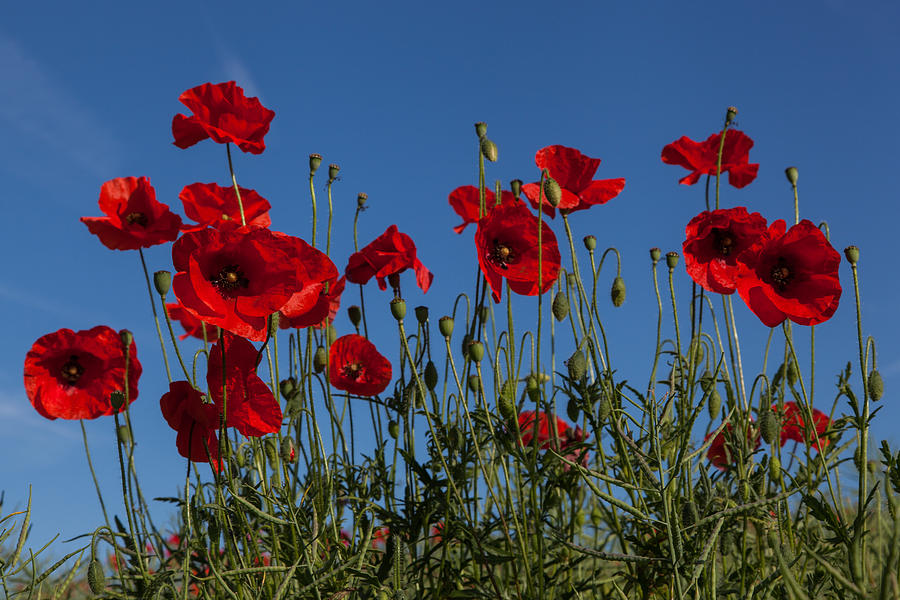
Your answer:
(543, 176), (562, 207)
(785, 167), (799, 186)
(390, 298), (407, 321)
(481, 137), (498, 162)
(869, 369), (884, 401)
(759, 409), (779, 445)
(415, 305), (429, 324)
(357, 192), (368, 208)
(552, 291), (569, 321)
(844, 245), (859, 265)
(566, 349), (586, 380)
(510, 179), (522, 199)
(117, 425), (131, 444)
(328, 163), (340, 183)
(154, 270), (172, 296)
(88, 559), (105, 594)
(567, 398), (580, 422)
(467, 340), (485, 363)
(650, 247), (661, 264)
(313, 346), (327, 373)
(611, 276), (626, 307)
(279, 377), (296, 400)
(769, 454), (782, 483)
(347, 305), (362, 327)
(424, 361), (438, 390)
(725, 106), (738, 126)
(597, 396), (611, 422)
(119, 329), (133, 348)
(388, 420), (400, 439)
(438, 316), (454, 338)
(665, 252), (679, 269)
(280, 436), (296, 463)
(309, 153), (323, 174)
(467, 374), (481, 392)
(708, 389), (721, 420)
(498, 381), (517, 420)
(583, 235), (596, 251)
(474, 122), (487, 138)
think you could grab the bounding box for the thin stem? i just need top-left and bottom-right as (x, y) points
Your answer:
(138, 249), (172, 383)
(225, 143), (246, 227)
(80, 421), (112, 532)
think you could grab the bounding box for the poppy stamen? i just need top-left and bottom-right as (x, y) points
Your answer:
(60, 355), (84, 385)
(125, 212), (148, 227)
(713, 229), (735, 256)
(211, 264), (249, 296)
(341, 362), (363, 379)
(490, 240), (515, 269)
(770, 260), (793, 290)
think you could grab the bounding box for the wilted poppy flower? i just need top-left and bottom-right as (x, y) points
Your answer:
(475, 199), (561, 303)
(345, 225), (433, 293)
(776, 401), (831, 451)
(172, 227), (307, 340)
(705, 423), (760, 470)
(160, 381), (220, 468)
(281, 276), (345, 329)
(206, 334), (282, 437)
(448, 185), (515, 233)
(24, 326), (141, 420)
(172, 81), (275, 154)
(329, 334), (392, 396)
(735, 219), (841, 327)
(179, 182), (271, 232)
(81, 177), (182, 251)
(661, 130), (759, 188)
(165, 302), (219, 342)
(682, 207), (768, 294)
(521, 145), (625, 218)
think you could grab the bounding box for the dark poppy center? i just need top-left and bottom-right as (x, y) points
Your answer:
(211, 264), (249, 295)
(770, 260), (793, 290)
(713, 229), (735, 256)
(60, 355), (84, 385)
(126, 212), (148, 227)
(342, 362), (363, 379)
(489, 240), (516, 269)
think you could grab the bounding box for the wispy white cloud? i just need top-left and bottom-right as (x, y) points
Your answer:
(0, 389), (79, 442)
(0, 33), (121, 181)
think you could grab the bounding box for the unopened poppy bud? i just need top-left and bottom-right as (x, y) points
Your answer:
(309, 153), (322, 174)
(390, 298), (406, 321)
(567, 349), (586, 380)
(119, 329), (133, 348)
(438, 316), (454, 338)
(388, 420), (400, 439)
(543, 177), (562, 207)
(467, 340), (484, 363)
(785, 166), (799, 186)
(583, 235), (596, 251)
(650, 247), (661, 264)
(725, 106), (738, 125)
(267, 313), (279, 338)
(610, 276), (626, 307)
(153, 270), (172, 296)
(769, 454), (782, 483)
(415, 305), (429, 324)
(787, 361), (799, 387)
(474, 122), (487, 138)
(280, 436), (296, 463)
(760, 409), (779, 445)
(117, 425), (131, 445)
(510, 179), (522, 199)
(480, 137), (498, 162)
(597, 396), (611, 422)
(467, 374), (481, 392)
(279, 377), (296, 400)
(574, 509), (586, 528)
(347, 305), (362, 327)
(264, 437), (278, 465)
(328, 163), (340, 182)
(313, 346), (327, 373)
(357, 192), (368, 208)
(424, 361), (438, 390)
(844, 245), (859, 265)
(590, 505), (603, 527)
(498, 382), (516, 420)
(552, 291), (569, 321)
(665, 252), (679, 269)
(708, 389), (721, 420)
(525, 375), (540, 402)
(567, 398), (580, 422)
(869, 369), (884, 401)
(88, 559), (105, 594)
(110, 390), (125, 410)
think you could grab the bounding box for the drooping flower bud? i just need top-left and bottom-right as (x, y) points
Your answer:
(543, 176), (562, 207)
(309, 153), (323, 174)
(869, 370), (884, 401)
(117, 425), (131, 445)
(328, 163), (341, 183)
(566, 349), (586, 380)
(785, 166), (799, 186)
(844, 245), (859, 265)
(787, 361), (799, 387)
(769, 454), (782, 483)
(610, 276), (626, 307)
(438, 316), (454, 338)
(552, 291), (569, 321)
(264, 437), (278, 466)
(388, 420), (400, 439)
(498, 381), (517, 420)
(279, 377), (297, 401)
(280, 436), (296, 463)
(424, 361), (438, 390)
(567, 398), (580, 422)
(525, 374), (540, 403)
(357, 192), (368, 208)
(725, 106), (738, 126)
(707, 389), (721, 420)
(153, 270), (172, 297)
(88, 559), (106, 594)
(414, 305), (429, 324)
(510, 179), (522, 199)
(467, 340), (485, 363)
(480, 137), (498, 162)
(650, 247), (661, 264)
(390, 298), (407, 321)
(110, 390), (125, 410)
(347, 305), (362, 327)
(467, 374), (481, 392)
(665, 252), (679, 269)
(759, 409), (780, 445)
(583, 235), (596, 251)
(313, 346), (327, 373)
(596, 395), (611, 422)
(474, 122), (487, 138)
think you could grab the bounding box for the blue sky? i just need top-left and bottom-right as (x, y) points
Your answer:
(1, 1), (899, 556)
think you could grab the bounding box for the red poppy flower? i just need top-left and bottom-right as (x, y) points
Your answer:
(179, 183), (271, 232)
(776, 401), (830, 451)
(81, 177), (182, 251)
(661, 130), (759, 188)
(682, 207), (768, 294)
(372, 527), (390, 549)
(328, 334), (392, 396)
(280, 276), (345, 330)
(735, 219), (841, 327)
(475, 199), (561, 303)
(172, 81), (275, 154)
(345, 225), (433, 293)
(160, 381), (220, 468)
(24, 326), (141, 420)
(172, 227), (307, 340)
(272, 238), (340, 329)
(518, 410), (589, 466)
(206, 334), (282, 437)
(520, 145), (625, 217)
(165, 302), (219, 342)
(448, 185), (515, 233)
(705, 423), (760, 470)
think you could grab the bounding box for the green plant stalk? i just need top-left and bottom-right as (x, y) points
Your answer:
(850, 260), (870, 591)
(226, 143), (247, 227)
(138, 249), (173, 383)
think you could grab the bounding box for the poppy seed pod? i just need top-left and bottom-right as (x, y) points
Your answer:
(785, 166), (799, 186)
(313, 346), (327, 373)
(309, 153), (323, 174)
(347, 305), (362, 327)
(388, 420), (400, 439)
(357, 192), (368, 208)
(759, 409), (779, 445)
(542, 177), (562, 207)
(438, 316), (454, 338)
(390, 298), (407, 321)
(480, 137), (498, 162)
(88, 559), (106, 594)
(467, 374), (481, 393)
(610, 276), (626, 307)
(328, 163), (340, 182)
(154, 270), (172, 296)
(414, 305), (429, 324)
(726, 106), (738, 125)
(467, 340), (485, 363)
(583, 235), (596, 251)
(869, 369), (884, 401)
(552, 291), (569, 321)
(650, 247), (661, 263)
(110, 390), (125, 410)
(665, 252), (679, 269)
(474, 122), (487, 138)
(566, 349), (586, 380)
(844, 245), (859, 265)
(510, 179), (522, 199)
(424, 361), (438, 390)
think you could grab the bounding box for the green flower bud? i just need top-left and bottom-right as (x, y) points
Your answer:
(583, 235), (596, 251)
(414, 305), (429, 324)
(552, 291), (569, 321)
(347, 305), (362, 327)
(510, 179), (522, 199)
(424, 361), (438, 390)
(785, 166), (799, 186)
(869, 369), (884, 401)
(650, 247), (661, 263)
(110, 390), (125, 410)
(467, 340), (485, 363)
(726, 106), (738, 125)
(567, 398), (580, 423)
(590, 505), (604, 527)
(480, 137), (498, 162)
(116, 425), (131, 445)
(280, 436), (296, 463)
(153, 270), (172, 297)
(566, 349), (586, 380)
(313, 346), (327, 373)
(279, 377), (296, 401)
(665, 251), (679, 269)
(574, 509), (585, 528)
(467, 374), (481, 393)
(699, 371), (714, 391)
(388, 420), (400, 440)
(390, 298), (407, 321)
(88, 559), (105, 594)
(597, 396), (611, 422)
(498, 385), (517, 420)
(309, 153), (323, 174)
(787, 361), (799, 387)
(526, 375), (541, 402)
(769, 454), (782, 483)
(610, 276), (626, 307)
(328, 163), (341, 183)
(119, 329), (133, 348)
(542, 177), (562, 207)
(566, 272), (577, 287)
(357, 192), (368, 208)
(474, 122), (488, 138)
(264, 437), (278, 466)
(760, 409), (779, 445)
(708, 389), (721, 420)
(844, 245), (859, 265)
